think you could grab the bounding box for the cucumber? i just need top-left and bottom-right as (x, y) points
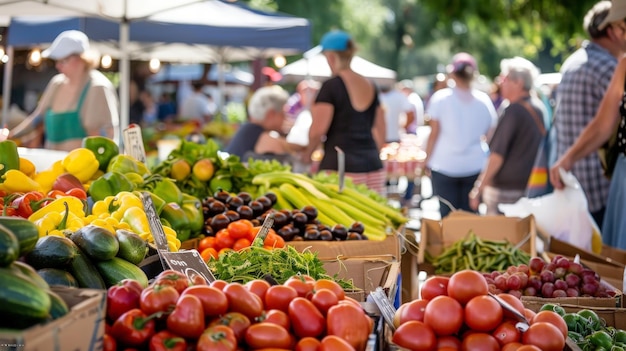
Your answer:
(37, 268), (79, 288)
(0, 224), (20, 267)
(69, 247), (106, 289)
(0, 216), (40, 256)
(10, 260), (50, 290)
(115, 229), (148, 265)
(24, 235), (78, 270)
(46, 289), (69, 320)
(0, 267), (51, 329)
(95, 257), (149, 288)
(71, 225), (119, 261)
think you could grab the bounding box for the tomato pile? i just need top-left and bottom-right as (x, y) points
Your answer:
(104, 270), (373, 351)
(391, 270), (568, 351)
(197, 219), (285, 261)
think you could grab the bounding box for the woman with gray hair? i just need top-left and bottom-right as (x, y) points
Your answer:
(9, 30), (119, 151)
(469, 56), (545, 214)
(225, 85), (297, 160)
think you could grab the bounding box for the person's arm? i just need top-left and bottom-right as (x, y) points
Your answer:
(8, 79), (56, 138)
(421, 118), (440, 175)
(549, 56), (626, 189)
(303, 102), (333, 163)
(372, 105), (386, 150)
(469, 152), (504, 210)
(404, 109), (416, 132)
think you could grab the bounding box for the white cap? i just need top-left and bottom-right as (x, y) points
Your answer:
(42, 30), (89, 60)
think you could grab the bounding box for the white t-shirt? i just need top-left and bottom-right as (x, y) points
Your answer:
(179, 92), (215, 122)
(426, 87), (497, 176)
(379, 89), (414, 142)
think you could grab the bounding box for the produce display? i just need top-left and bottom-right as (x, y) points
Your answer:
(104, 271), (373, 351)
(558, 305), (626, 350)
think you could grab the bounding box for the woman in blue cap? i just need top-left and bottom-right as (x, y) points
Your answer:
(302, 30), (387, 195)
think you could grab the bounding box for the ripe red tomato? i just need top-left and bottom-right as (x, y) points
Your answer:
(197, 324), (237, 351)
(264, 232), (286, 248)
(423, 295), (463, 336)
(501, 342), (524, 351)
(223, 282), (264, 320)
(530, 310), (568, 339)
(397, 298), (428, 325)
(215, 229), (235, 250)
(311, 288), (339, 315)
(198, 236), (217, 252)
(180, 285), (229, 317)
(313, 279), (345, 300)
(420, 276), (450, 300)
(523, 308), (536, 321)
(139, 284), (180, 315)
(492, 321), (522, 346)
(391, 320), (437, 351)
(464, 295), (504, 332)
(208, 312), (251, 342)
(284, 276), (315, 298)
(244, 322), (294, 350)
(232, 238), (252, 251)
(320, 335), (357, 351)
(447, 270), (489, 305)
(496, 293), (526, 321)
(522, 322), (565, 351)
(211, 279), (228, 290)
(461, 333), (500, 351)
(154, 270), (190, 294)
(265, 285), (299, 312)
(263, 309), (291, 331)
(296, 337), (322, 351)
(436, 335), (462, 350)
(245, 279), (271, 301)
(516, 345), (542, 351)
(288, 297), (326, 338)
(227, 220), (253, 239)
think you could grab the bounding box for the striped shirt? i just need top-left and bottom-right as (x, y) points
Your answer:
(554, 41), (613, 212)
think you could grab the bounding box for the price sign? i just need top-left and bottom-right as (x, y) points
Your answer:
(369, 287), (397, 331)
(254, 212), (275, 242)
(123, 124), (147, 164)
(160, 250), (216, 284)
(140, 192), (169, 269)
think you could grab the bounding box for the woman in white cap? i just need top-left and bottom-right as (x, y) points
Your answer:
(10, 30), (119, 151)
(302, 30), (387, 195)
(421, 52), (498, 218)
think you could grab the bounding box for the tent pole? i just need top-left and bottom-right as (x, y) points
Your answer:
(2, 46), (14, 128)
(118, 20), (129, 148)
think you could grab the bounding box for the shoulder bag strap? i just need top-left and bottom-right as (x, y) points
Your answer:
(520, 100), (546, 136)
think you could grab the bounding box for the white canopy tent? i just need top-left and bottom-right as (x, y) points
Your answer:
(279, 53), (397, 87)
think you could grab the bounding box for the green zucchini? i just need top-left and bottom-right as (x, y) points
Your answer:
(24, 235), (78, 270)
(115, 229), (148, 265)
(0, 267), (51, 329)
(37, 268), (79, 288)
(95, 257), (149, 288)
(71, 225), (119, 261)
(0, 216), (40, 256)
(10, 260), (50, 290)
(0, 224), (20, 267)
(46, 289), (69, 320)
(69, 247), (106, 289)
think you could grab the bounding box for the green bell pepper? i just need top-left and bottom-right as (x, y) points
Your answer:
(88, 171), (136, 202)
(181, 193), (204, 237)
(0, 140), (20, 178)
(107, 154), (150, 177)
(150, 177), (183, 205)
(160, 202), (191, 241)
(82, 136), (119, 172)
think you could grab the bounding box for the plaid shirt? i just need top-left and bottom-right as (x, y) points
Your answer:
(554, 41), (613, 212)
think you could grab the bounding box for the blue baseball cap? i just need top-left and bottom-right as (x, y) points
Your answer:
(320, 30), (352, 51)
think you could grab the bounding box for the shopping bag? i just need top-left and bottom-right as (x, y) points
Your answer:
(500, 168), (594, 251)
(525, 134), (553, 198)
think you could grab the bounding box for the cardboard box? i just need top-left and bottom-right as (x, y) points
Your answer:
(400, 229), (419, 303)
(0, 287), (106, 351)
(418, 212), (537, 265)
(601, 244), (626, 266)
(323, 256), (400, 302)
(288, 231), (401, 261)
(545, 237), (625, 269)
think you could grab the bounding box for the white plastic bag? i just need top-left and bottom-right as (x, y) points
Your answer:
(498, 168), (594, 251)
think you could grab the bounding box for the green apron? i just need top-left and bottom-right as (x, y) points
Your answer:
(44, 80), (91, 143)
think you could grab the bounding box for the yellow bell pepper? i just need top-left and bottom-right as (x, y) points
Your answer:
(90, 218), (116, 234)
(33, 160), (65, 193)
(62, 148), (99, 183)
(28, 196), (86, 222)
(1, 169), (43, 193)
(91, 196), (116, 217)
(121, 206), (151, 235)
(19, 157), (36, 178)
(110, 192), (144, 221)
(33, 202), (84, 237)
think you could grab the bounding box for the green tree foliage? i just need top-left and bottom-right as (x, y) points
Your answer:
(243, 0), (600, 79)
